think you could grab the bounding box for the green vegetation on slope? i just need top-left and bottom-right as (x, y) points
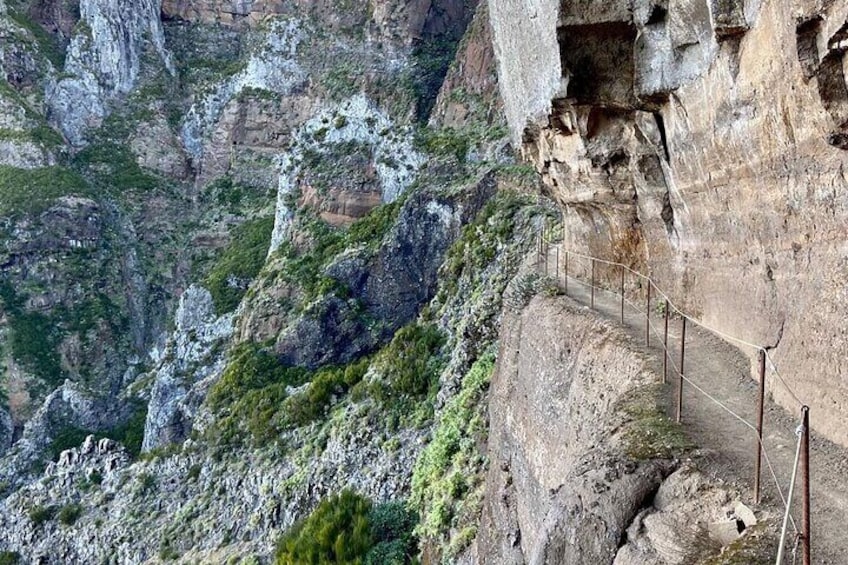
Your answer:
(7, 7), (66, 68)
(207, 341), (372, 446)
(272, 198), (405, 307)
(410, 350), (495, 558)
(209, 343), (371, 445)
(369, 322), (446, 419)
(437, 189), (532, 305)
(204, 216), (276, 314)
(0, 166), (89, 216)
(207, 320), (444, 446)
(0, 550), (20, 564)
(0, 279), (63, 385)
(275, 490), (417, 565)
(0, 279), (131, 389)
(73, 141), (160, 191)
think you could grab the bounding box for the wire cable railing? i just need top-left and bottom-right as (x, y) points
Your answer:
(535, 226), (811, 564)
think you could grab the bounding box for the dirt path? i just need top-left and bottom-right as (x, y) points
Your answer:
(542, 251), (848, 564)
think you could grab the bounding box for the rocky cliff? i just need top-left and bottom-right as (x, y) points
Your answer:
(488, 0), (848, 446)
(0, 0), (844, 562)
(0, 0), (529, 561)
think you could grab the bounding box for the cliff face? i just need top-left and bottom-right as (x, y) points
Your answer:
(0, 0), (527, 561)
(2, 0), (844, 561)
(489, 0), (848, 446)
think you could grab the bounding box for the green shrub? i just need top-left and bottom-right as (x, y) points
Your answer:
(274, 198), (406, 308)
(137, 473), (156, 494)
(414, 127), (470, 162)
(438, 190), (530, 303)
(204, 216), (275, 314)
(370, 323), (446, 411)
(207, 343), (307, 411)
(410, 351), (495, 552)
(283, 358), (370, 428)
(73, 141), (158, 191)
(28, 504), (57, 527)
(365, 502), (417, 565)
(58, 502), (83, 526)
(275, 492), (417, 565)
(0, 280), (73, 385)
(0, 551), (20, 565)
(275, 490), (373, 565)
(0, 165), (89, 216)
(47, 426), (91, 461)
(209, 176), (245, 209)
(345, 198), (405, 252)
(186, 464), (201, 482)
(208, 345), (369, 445)
(0, 125), (63, 148)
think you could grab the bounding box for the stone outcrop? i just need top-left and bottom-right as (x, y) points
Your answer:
(430, 1), (502, 130)
(142, 285), (234, 452)
(48, 0), (174, 145)
(614, 467), (761, 564)
(269, 94), (424, 251)
(479, 293), (670, 563)
(488, 0), (848, 446)
(0, 380), (127, 490)
(272, 177), (495, 369)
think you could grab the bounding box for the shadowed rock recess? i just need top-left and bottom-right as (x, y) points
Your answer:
(0, 0), (844, 562)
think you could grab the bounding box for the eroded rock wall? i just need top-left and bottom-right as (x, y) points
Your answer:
(489, 0), (848, 446)
(479, 293), (669, 564)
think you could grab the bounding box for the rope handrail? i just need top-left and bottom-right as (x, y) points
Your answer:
(542, 237), (805, 408)
(536, 226), (813, 558)
(572, 274), (800, 533)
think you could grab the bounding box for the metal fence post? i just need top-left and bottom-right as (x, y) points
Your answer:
(555, 247), (559, 285)
(620, 266), (625, 325)
(564, 251), (568, 294)
(662, 299), (669, 384)
(676, 317), (686, 423)
(646, 283), (651, 346)
(802, 406), (811, 565)
(590, 259), (595, 309)
(754, 350), (766, 503)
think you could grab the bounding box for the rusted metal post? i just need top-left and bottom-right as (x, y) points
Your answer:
(564, 251), (568, 294)
(801, 405), (811, 565)
(754, 350), (766, 503)
(590, 259), (595, 309)
(662, 299), (669, 384)
(646, 282), (651, 346)
(620, 266), (625, 325)
(676, 317), (686, 423)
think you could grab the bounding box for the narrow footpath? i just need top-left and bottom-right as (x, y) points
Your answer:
(543, 248), (848, 565)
